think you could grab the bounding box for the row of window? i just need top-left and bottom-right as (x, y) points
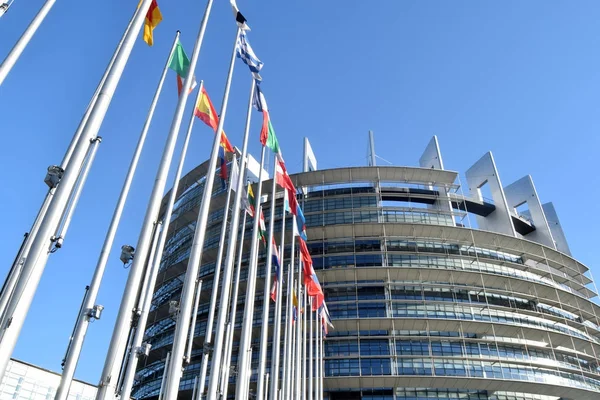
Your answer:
(394, 389), (560, 400)
(304, 210), (455, 228)
(325, 358), (600, 391)
(325, 339), (597, 372)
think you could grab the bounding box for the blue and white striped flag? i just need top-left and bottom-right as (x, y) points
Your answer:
(236, 32), (263, 80)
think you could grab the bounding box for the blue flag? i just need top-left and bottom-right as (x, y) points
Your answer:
(236, 32), (263, 80)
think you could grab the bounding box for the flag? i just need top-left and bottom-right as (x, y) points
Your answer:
(294, 205), (307, 241)
(142, 0), (162, 46)
(230, 0), (250, 30)
(247, 185), (266, 242)
(270, 240), (281, 302)
(168, 40), (197, 96)
(243, 183), (253, 216)
(230, 156), (240, 192)
(236, 32), (263, 80)
(258, 210), (267, 243)
(320, 304), (334, 335)
(252, 83), (280, 154)
(299, 239), (324, 310)
(218, 146), (228, 189)
(275, 158), (299, 214)
(292, 288), (299, 323)
(194, 87), (235, 153)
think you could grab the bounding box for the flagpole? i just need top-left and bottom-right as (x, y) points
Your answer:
(96, 0), (218, 394)
(0, 0), (56, 85)
(53, 136), (102, 247)
(162, 26), (241, 400)
(284, 231), (297, 400)
(268, 210), (286, 400)
(55, 30), (181, 400)
(256, 159), (279, 400)
(118, 75), (206, 400)
(0, 11), (135, 325)
(315, 309), (323, 400)
(0, 0), (156, 382)
(207, 78), (257, 400)
(319, 310), (324, 400)
(314, 303), (319, 400)
(320, 321), (324, 400)
(157, 352), (171, 400)
(295, 262), (302, 400)
(200, 79), (255, 399)
(302, 285), (307, 400)
(195, 148), (237, 397)
(308, 298), (313, 400)
(219, 210), (248, 400)
(233, 137), (269, 399)
(280, 258), (292, 399)
(290, 280), (297, 400)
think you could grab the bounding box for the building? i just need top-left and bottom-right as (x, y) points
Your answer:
(132, 137), (600, 400)
(0, 359), (97, 400)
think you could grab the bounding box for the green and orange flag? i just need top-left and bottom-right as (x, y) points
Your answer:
(168, 39), (197, 96)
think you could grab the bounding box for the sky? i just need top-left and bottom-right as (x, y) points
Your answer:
(1, 0), (600, 385)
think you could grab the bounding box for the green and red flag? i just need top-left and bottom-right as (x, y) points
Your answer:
(252, 82), (280, 155)
(168, 39), (197, 96)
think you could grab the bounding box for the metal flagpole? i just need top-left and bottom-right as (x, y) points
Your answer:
(232, 134), (268, 400)
(195, 152), (238, 397)
(0, 11), (135, 321)
(256, 160), (279, 400)
(195, 160), (236, 395)
(285, 232), (297, 400)
(219, 210), (248, 400)
(205, 78), (256, 400)
(314, 304), (319, 400)
(320, 321), (324, 400)
(268, 210), (286, 400)
(55, 31), (180, 400)
(280, 259), (292, 399)
(162, 26), (241, 400)
(0, 0), (156, 381)
(295, 265), (302, 400)
(290, 281), (297, 400)
(302, 285), (307, 400)
(116, 218), (161, 398)
(0, 0), (56, 86)
(118, 75), (205, 400)
(95, 0), (214, 393)
(315, 310), (323, 400)
(319, 310), (324, 400)
(157, 352), (171, 400)
(308, 298), (313, 400)
(53, 136), (102, 248)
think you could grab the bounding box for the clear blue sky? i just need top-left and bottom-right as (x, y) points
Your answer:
(1, 0), (599, 385)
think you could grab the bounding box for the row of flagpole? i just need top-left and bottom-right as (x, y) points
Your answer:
(0, 0), (158, 387)
(0, 0), (337, 400)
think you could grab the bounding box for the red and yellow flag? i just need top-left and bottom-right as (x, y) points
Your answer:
(194, 86), (235, 153)
(142, 0), (162, 46)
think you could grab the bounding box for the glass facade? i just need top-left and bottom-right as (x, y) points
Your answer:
(132, 164), (600, 400)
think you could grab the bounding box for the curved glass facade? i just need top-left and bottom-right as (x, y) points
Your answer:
(132, 163), (600, 400)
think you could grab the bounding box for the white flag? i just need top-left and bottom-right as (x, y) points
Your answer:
(230, 155), (239, 192)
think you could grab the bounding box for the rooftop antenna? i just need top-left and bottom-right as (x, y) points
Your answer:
(367, 130), (376, 166)
(367, 130), (392, 166)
